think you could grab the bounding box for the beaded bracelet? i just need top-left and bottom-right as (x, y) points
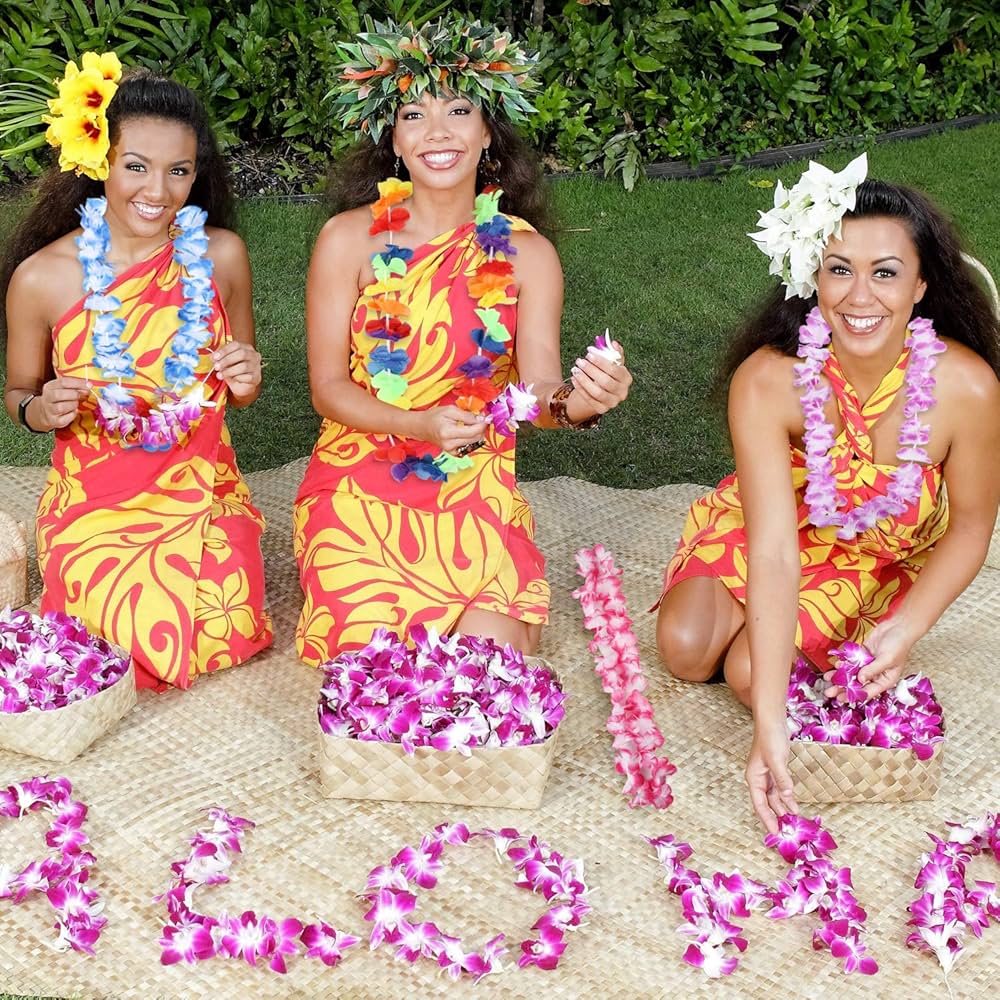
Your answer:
(549, 381), (601, 430)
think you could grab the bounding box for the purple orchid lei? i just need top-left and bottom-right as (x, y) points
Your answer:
(573, 544), (676, 809)
(0, 776), (106, 954)
(362, 822), (591, 981)
(787, 642), (944, 760)
(156, 807), (359, 972)
(0, 607), (131, 713)
(484, 381), (540, 436)
(795, 307), (945, 540)
(906, 812), (1000, 978)
(317, 626), (564, 754)
(649, 814), (876, 978)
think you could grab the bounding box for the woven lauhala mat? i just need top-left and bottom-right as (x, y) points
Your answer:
(1, 460), (998, 1000)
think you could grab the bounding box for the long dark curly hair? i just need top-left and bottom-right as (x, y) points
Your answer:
(718, 179), (1000, 391)
(326, 109), (554, 234)
(1, 70), (233, 344)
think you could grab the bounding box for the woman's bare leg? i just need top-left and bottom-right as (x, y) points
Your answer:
(723, 628), (752, 707)
(656, 577), (745, 682)
(454, 608), (541, 655)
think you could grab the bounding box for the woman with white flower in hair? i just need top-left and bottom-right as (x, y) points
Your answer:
(653, 155), (1000, 831)
(293, 16), (631, 664)
(2, 56), (272, 689)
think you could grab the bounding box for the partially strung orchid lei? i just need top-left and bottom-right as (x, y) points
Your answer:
(0, 777), (106, 954)
(787, 642), (944, 759)
(0, 606), (131, 712)
(156, 808), (359, 972)
(796, 307), (945, 540)
(318, 625), (564, 754)
(649, 815), (876, 978)
(907, 812), (1000, 979)
(573, 544), (676, 808)
(365, 180), (538, 483)
(362, 822), (590, 981)
(79, 196), (218, 451)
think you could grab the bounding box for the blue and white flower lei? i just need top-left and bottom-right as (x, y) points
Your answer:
(77, 197), (217, 451)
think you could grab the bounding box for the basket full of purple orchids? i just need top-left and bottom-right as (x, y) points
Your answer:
(786, 642), (944, 803)
(316, 626), (565, 808)
(0, 607), (136, 763)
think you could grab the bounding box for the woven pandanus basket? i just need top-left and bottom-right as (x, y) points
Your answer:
(317, 659), (561, 809)
(0, 511), (28, 609)
(789, 740), (943, 803)
(0, 660), (137, 763)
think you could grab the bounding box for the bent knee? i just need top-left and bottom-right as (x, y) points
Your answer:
(656, 622), (719, 683)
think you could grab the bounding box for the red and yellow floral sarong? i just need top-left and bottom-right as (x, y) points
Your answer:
(659, 347), (948, 666)
(294, 217), (549, 665)
(36, 243), (272, 690)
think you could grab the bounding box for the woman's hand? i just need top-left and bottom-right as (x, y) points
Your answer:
(569, 341), (632, 416)
(36, 376), (90, 430)
(413, 405), (488, 454)
(213, 341), (262, 402)
(746, 718), (799, 834)
(824, 616), (918, 701)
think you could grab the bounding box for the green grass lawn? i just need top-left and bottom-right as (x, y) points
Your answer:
(1, 123), (999, 489)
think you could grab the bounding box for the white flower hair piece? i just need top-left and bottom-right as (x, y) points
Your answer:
(748, 153), (868, 300)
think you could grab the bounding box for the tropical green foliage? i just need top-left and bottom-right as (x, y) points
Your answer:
(1, 1), (998, 187)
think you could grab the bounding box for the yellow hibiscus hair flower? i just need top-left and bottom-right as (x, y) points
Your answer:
(45, 110), (112, 181)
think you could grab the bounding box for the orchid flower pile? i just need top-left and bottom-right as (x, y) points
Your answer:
(649, 815), (876, 978)
(0, 776), (106, 954)
(362, 822), (590, 981)
(317, 625), (564, 754)
(906, 812), (1000, 977)
(156, 808), (359, 972)
(787, 642), (944, 760)
(795, 307), (945, 539)
(80, 197), (218, 452)
(0, 607), (130, 713)
(573, 544), (675, 808)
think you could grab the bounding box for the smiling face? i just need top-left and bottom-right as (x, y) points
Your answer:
(392, 92), (491, 192)
(817, 215), (928, 363)
(103, 116), (198, 241)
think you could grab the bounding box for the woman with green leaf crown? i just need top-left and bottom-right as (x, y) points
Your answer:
(1, 58), (272, 689)
(653, 156), (1000, 831)
(294, 16), (632, 664)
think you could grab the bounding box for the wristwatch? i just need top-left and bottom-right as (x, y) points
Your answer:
(17, 393), (45, 433)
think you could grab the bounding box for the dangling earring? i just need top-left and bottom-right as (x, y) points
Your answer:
(394, 155), (401, 176)
(480, 146), (500, 179)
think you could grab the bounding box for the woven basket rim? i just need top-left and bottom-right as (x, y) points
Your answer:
(789, 736), (945, 761)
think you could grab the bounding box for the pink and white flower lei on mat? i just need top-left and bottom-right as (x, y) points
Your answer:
(0, 776), (106, 954)
(907, 811), (1000, 978)
(156, 808), (359, 972)
(362, 822), (591, 981)
(573, 544), (676, 808)
(649, 814), (876, 978)
(796, 306), (945, 540)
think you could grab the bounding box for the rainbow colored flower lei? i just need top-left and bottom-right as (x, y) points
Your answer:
(365, 179), (537, 482)
(795, 307), (946, 539)
(78, 196), (218, 451)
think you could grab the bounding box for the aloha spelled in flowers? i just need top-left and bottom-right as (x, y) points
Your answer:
(0, 777), (106, 954)
(318, 625), (563, 753)
(0, 607), (130, 712)
(363, 822), (590, 980)
(79, 196), (219, 451)
(157, 808), (359, 972)
(795, 307), (945, 539)
(749, 153), (867, 299)
(650, 815), (876, 978)
(787, 642), (944, 760)
(907, 811), (1000, 977)
(573, 544), (676, 809)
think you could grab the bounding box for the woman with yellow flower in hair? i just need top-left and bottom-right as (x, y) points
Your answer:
(1, 55), (272, 689)
(293, 17), (632, 664)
